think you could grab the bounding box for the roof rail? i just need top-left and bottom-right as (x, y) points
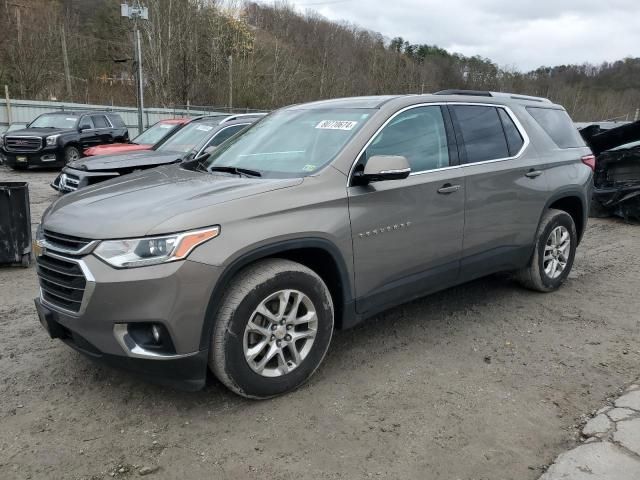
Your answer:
(218, 112), (268, 124)
(434, 89), (552, 103)
(434, 89), (492, 97)
(490, 92), (552, 103)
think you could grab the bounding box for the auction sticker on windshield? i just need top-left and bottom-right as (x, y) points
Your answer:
(196, 125), (213, 131)
(316, 120), (358, 130)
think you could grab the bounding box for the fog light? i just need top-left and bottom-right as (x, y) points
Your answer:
(151, 324), (161, 343)
(40, 154), (57, 162)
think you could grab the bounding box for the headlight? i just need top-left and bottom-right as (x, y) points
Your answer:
(94, 227), (220, 268)
(46, 134), (60, 146)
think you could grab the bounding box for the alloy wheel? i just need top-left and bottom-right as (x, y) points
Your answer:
(243, 289), (318, 377)
(544, 225), (571, 279)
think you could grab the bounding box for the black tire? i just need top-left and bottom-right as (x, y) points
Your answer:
(63, 145), (81, 164)
(210, 258), (334, 399)
(516, 208), (577, 292)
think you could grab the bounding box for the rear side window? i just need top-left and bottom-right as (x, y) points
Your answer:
(450, 105), (509, 163)
(498, 109), (524, 156)
(107, 114), (126, 128)
(526, 107), (584, 149)
(92, 115), (109, 128)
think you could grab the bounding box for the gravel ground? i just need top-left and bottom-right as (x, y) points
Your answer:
(1, 165), (639, 480)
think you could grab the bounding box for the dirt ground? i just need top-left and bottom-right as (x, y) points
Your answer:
(1, 165), (639, 480)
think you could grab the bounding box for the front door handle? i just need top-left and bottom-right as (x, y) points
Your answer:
(437, 183), (461, 194)
(525, 169), (543, 178)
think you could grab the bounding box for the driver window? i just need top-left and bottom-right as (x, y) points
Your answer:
(364, 106), (449, 173)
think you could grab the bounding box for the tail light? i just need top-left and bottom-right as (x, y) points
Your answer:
(581, 154), (596, 171)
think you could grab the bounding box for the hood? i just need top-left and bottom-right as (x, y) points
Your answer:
(4, 127), (73, 138)
(84, 143), (151, 156)
(580, 120), (640, 156)
(67, 150), (184, 171)
(43, 165), (302, 238)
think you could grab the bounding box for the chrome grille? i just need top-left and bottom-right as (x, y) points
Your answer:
(43, 230), (94, 254)
(37, 254), (87, 313)
(5, 136), (42, 152)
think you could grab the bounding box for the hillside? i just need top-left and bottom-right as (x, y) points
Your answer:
(0, 0), (638, 121)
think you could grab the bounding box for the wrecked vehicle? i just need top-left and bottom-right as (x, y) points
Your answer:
(51, 114), (263, 192)
(83, 118), (190, 157)
(35, 92), (593, 398)
(580, 120), (640, 221)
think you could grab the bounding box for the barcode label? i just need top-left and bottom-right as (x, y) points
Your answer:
(316, 120), (358, 131)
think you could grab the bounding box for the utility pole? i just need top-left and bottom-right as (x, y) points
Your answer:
(4, 85), (12, 124)
(228, 55), (233, 112)
(135, 26), (144, 133)
(121, 2), (148, 134)
(60, 25), (73, 100)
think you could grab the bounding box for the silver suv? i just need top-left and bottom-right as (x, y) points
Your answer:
(34, 91), (594, 398)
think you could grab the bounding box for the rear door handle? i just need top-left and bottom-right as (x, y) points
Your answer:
(437, 183), (461, 194)
(525, 169), (543, 178)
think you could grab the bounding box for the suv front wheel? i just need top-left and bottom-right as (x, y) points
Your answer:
(516, 208), (577, 292)
(210, 258), (334, 399)
(64, 145), (81, 164)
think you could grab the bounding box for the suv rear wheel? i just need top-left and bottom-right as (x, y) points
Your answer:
(210, 258), (334, 399)
(516, 208), (577, 292)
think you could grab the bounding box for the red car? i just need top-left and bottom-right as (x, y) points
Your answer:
(83, 118), (189, 156)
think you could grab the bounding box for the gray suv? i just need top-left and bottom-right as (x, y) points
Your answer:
(34, 91), (594, 398)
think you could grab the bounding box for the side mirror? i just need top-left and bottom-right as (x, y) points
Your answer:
(79, 123), (92, 132)
(356, 155), (411, 183)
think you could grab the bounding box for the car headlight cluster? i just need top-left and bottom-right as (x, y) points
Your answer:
(94, 227), (220, 268)
(46, 134), (60, 146)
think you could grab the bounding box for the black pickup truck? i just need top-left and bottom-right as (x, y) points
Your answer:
(0, 111), (128, 170)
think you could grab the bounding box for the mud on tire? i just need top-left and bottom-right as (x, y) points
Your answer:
(516, 208), (578, 293)
(209, 258), (334, 399)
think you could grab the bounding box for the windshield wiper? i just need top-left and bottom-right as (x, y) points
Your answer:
(208, 166), (262, 177)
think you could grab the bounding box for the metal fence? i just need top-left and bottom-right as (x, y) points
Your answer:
(0, 98), (266, 136)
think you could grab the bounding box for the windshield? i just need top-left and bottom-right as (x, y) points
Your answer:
(134, 121), (180, 145)
(7, 123), (27, 132)
(157, 122), (218, 153)
(201, 108), (372, 177)
(29, 114), (78, 129)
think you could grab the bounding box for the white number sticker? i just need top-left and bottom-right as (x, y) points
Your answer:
(196, 125), (213, 131)
(316, 120), (358, 131)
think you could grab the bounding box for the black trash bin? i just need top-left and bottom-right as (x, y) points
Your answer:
(0, 182), (32, 267)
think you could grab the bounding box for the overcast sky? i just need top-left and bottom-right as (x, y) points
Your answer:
(284, 0), (640, 71)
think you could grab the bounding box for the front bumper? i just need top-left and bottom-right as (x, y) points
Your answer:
(35, 250), (222, 390)
(4, 146), (63, 168)
(35, 298), (208, 390)
(52, 167), (119, 193)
